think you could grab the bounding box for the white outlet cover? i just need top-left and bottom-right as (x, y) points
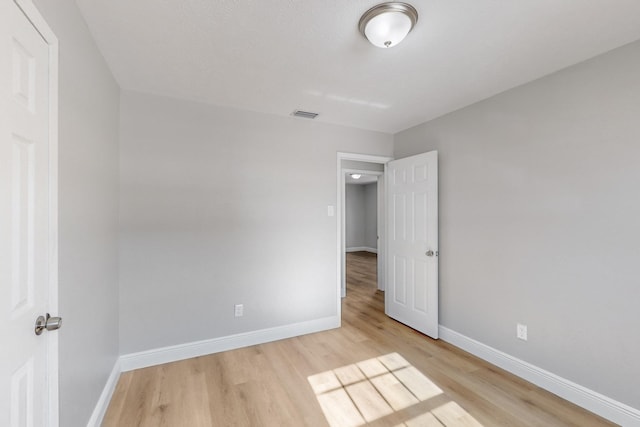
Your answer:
(234, 304), (244, 317)
(517, 323), (528, 341)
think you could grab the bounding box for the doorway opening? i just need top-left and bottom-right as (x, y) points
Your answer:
(336, 153), (392, 321)
(344, 173), (380, 303)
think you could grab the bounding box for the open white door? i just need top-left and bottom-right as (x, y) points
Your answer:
(1, 1), (59, 425)
(385, 151), (438, 338)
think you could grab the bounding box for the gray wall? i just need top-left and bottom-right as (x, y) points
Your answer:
(119, 91), (393, 354)
(345, 183), (378, 250)
(33, 1), (120, 426)
(364, 183), (378, 249)
(345, 184), (366, 249)
(394, 40), (640, 409)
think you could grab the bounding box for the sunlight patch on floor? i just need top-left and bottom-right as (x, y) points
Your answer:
(308, 353), (483, 427)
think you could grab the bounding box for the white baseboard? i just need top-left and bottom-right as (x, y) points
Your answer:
(346, 246), (377, 254)
(120, 315), (340, 372)
(86, 359), (121, 427)
(439, 326), (640, 427)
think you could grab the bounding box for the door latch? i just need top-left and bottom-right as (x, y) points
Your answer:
(34, 313), (63, 335)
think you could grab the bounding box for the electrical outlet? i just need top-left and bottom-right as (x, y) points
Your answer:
(517, 323), (528, 341)
(234, 304), (244, 317)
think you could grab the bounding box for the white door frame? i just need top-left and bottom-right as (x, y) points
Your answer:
(336, 153), (392, 318)
(13, 1), (59, 424)
(376, 173), (385, 291)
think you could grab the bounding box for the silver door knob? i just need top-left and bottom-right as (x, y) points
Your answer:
(34, 313), (63, 335)
(426, 250), (434, 257)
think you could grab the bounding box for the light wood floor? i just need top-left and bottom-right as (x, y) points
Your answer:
(103, 252), (614, 426)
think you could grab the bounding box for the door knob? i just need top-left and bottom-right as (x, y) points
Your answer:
(426, 250), (438, 257)
(34, 313), (63, 335)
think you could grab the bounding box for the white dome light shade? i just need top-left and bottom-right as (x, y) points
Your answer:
(359, 3), (418, 48)
(365, 11), (412, 48)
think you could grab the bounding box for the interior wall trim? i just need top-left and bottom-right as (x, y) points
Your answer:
(439, 326), (640, 426)
(86, 360), (121, 427)
(119, 315), (340, 372)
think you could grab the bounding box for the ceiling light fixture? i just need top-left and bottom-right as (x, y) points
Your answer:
(350, 174), (362, 179)
(359, 2), (418, 48)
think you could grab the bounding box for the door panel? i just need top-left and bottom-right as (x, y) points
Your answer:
(393, 255), (407, 304)
(385, 151), (438, 338)
(414, 259), (428, 313)
(1, 1), (52, 425)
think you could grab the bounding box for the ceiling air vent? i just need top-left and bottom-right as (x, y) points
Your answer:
(292, 110), (319, 119)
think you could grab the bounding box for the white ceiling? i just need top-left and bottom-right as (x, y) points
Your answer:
(75, 0), (640, 133)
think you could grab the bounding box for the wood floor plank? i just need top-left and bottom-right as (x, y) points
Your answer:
(370, 373), (420, 411)
(316, 388), (365, 427)
(102, 252), (616, 427)
(345, 380), (394, 422)
(357, 357), (390, 378)
(308, 371), (342, 395)
(377, 353), (410, 371)
(334, 363), (366, 386)
(401, 412), (444, 427)
(393, 366), (443, 401)
(431, 401), (484, 427)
